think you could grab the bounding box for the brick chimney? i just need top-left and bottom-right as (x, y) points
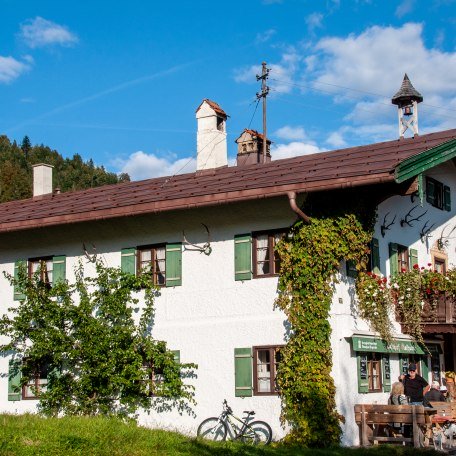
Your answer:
(235, 129), (271, 166)
(32, 163), (53, 197)
(196, 99), (228, 171)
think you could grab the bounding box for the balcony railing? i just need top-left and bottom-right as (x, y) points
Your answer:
(421, 293), (456, 325)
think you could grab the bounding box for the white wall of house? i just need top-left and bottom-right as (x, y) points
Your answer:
(0, 162), (455, 446)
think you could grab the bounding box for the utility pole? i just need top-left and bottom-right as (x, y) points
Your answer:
(256, 62), (270, 164)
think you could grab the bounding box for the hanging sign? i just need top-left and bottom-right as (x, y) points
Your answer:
(352, 336), (425, 355)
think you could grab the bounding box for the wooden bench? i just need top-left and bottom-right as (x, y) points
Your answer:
(354, 404), (428, 447)
(429, 401), (455, 421)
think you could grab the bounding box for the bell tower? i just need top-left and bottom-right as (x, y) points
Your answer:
(391, 74), (423, 138)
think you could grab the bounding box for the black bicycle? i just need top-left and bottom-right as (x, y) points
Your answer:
(197, 399), (272, 445)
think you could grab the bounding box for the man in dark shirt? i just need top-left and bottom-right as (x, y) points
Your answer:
(399, 363), (429, 405)
(423, 381), (446, 407)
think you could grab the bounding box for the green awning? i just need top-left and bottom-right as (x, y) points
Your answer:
(352, 336), (425, 355)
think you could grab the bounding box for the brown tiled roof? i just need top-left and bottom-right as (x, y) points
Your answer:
(195, 99), (227, 118)
(0, 129), (455, 233)
(392, 74), (423, 105)
(236, 129), (272, 144)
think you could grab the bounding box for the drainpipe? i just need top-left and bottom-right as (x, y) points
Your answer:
(287, 192), (311, 224)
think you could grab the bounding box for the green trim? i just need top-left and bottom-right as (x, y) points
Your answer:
(357, 353), (369, 393)
(234, 347), (252, 397)
(8, 359), (21, 401)
(352, 336), (425, 355)
(395, 139), (456, 183)
(382, 355), (391, 393)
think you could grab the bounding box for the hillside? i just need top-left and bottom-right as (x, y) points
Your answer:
(0, 135), (129, 203)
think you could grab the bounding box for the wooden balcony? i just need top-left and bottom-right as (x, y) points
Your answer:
(398, 293), (456, 334)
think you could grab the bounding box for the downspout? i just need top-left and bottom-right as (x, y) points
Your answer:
(287, 191), (311, 224)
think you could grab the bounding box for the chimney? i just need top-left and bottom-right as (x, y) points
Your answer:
(235, 129), (271, 166)
(196, 99), (228, 171)
(391, 74), (423, 138)
(32, 163), (53, 197)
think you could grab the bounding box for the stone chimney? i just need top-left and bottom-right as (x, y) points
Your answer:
(235, 129), (271, 166)
(196, 99), (228, 171)
(32, 163), (53, 197)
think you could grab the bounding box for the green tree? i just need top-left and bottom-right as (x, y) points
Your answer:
(1, 261), (196, 417)
(20, 136), (32, 159)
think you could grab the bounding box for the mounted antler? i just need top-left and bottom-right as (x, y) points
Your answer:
(83, 243), (97, 263)
(183, 223), (212, 256)
(380, 212), (396, 237)
(420, 220), (435, 243)
(438, 225), (456, 250)
(400, 205), (427, 227)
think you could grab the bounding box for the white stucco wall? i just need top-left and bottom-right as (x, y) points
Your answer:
(0, 162), (455, 445)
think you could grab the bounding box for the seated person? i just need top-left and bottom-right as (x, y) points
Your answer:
(389, 381), (408, 405)
(440, 385), (451, 402)
(423, 381), (446, 407)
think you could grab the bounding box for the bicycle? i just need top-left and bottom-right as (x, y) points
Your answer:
(197, 399), (272, 445)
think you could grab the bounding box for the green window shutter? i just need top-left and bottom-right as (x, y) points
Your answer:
(371, 238), (380, 275)
(13, 260), (26, 301)
(357, 354), (369, 393)
(121, 248), (136, 275)
(382, 355), (391, 393)
(409, 248), (418, 269)
(444, 186), (451, 212)
(346, 260), (357, 278)
(389, 243), (398, 276)
(234, 234), (252, 281)
(8, 359), (21, 401)
(172, 350), (180, 365)
(421, 356), (430, 383)
(234, 347), (252, 397)
(52, 255), (66, 285)
(399, 355), (409, 376)
(426, 178), (435, 205)
(166, 243), (182, 287)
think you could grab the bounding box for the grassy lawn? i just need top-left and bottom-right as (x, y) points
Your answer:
(0, 414), (440, 456)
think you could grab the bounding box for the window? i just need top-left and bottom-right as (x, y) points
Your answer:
(426, 177), (451, 211)
(434, 257), (446, 274)
(253, 346), (283, 395)
(253, 230), (285, 277)
(22, 362), (48, 399)
(137, 245), (166, 286)
(141, 359), (164, 396)
(397, 244), (409, 272)
(28, 257), (53, 286)
(216, 117), (224, 132)
(367, 353), (382, 392)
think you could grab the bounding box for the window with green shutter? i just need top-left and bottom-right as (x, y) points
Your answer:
(426, 176), (450, 211)
(8, 359), (21, 401)
(409, 248), (418, 269)
(52, 255), (66, 284)
(357, 353), (369, 393)
(234, 234), (252, 281)
(13, 260), (26, 301)
(389, 243), (399, 276)
(165, 243), (182, 287)
(234, 348), (252, 397)
(370, 238), (380, 275)
(121, 248), (136, 275)
(382, 355), (391, 392)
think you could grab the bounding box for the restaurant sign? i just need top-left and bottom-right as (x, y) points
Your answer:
(352, 336), (425, 355)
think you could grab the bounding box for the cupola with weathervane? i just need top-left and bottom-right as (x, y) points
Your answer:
(391, 73), (423, 138)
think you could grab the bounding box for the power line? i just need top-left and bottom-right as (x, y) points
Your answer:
(269, 72), (456, 115)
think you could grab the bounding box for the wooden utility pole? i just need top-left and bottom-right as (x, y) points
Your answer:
(256, 62), (270, 164)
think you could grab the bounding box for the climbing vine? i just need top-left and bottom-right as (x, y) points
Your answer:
(275, 198), (375, 447)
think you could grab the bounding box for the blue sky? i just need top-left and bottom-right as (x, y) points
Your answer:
(1, 0), (456, 180)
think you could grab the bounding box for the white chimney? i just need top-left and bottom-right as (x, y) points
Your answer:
(32, 163), (53, 197)
(196, 99), (228, 170)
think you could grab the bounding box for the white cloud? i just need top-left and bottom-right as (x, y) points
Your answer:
(272, 141), (325, 160)
(395, 0), (415, 17)
(116, 151), (196, 181)
(274, 125), (307, 141)
(255, 29), (276, 44)
(0, 56), (31, 83)
(306, 12), (324, 34)
(20, 17), (78, 48)
(326, 132), (347, 148)
(234, 52), (300, 94)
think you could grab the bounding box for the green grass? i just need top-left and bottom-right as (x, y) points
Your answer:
(0, 414), (440, 456)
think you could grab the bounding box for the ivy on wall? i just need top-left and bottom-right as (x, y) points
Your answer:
(275, 199), (375, 447)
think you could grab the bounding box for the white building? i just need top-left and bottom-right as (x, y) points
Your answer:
(1, 95), (456, 446)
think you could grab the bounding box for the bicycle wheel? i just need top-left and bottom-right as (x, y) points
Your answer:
(197, 417), (228, 441)
(241, 420), (272, 445)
